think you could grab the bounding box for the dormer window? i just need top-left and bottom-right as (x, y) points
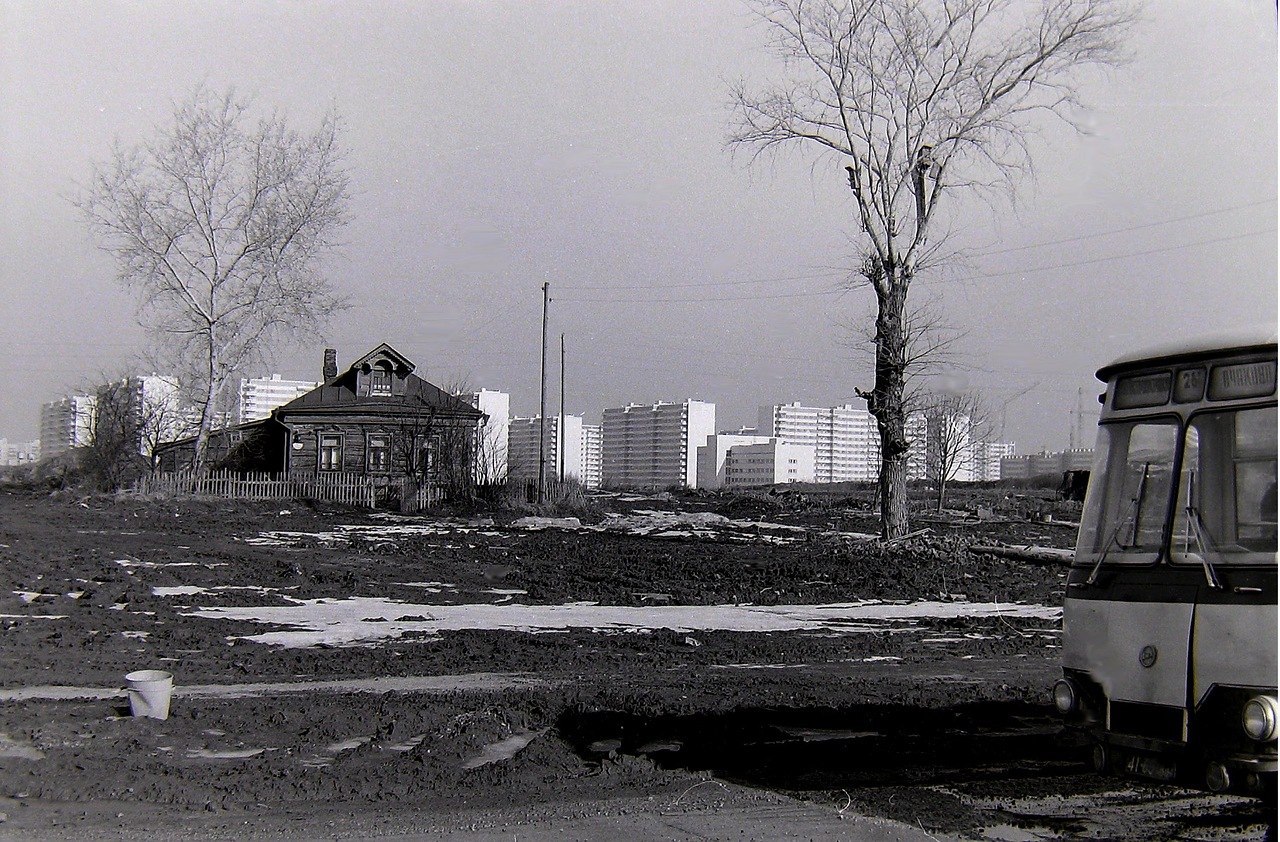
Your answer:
(370, 363), (393, 396)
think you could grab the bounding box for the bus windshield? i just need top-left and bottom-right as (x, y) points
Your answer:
(1170, 406), (1277, 566)
(1076, 419), (1179, 565)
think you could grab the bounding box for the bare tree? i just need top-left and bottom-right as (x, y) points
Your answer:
(80, 86), (351, 469)
(922, 389), (992, 511)
(730, 0), (1132, 537)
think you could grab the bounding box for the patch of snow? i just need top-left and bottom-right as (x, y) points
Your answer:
(186, 598), (1061, 649)
(152, 586), (207, 597)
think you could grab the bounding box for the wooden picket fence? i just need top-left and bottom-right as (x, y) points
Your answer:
(133, 469), (441, 511)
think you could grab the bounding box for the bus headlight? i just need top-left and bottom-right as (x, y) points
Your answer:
(1052, 679), (1078, 715)
(1242, 695), (1279, 741)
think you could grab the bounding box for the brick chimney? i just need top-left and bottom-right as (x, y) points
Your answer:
(323, 348), (338, 381)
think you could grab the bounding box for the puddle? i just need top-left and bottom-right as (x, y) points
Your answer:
(186, 598), (1060, 648)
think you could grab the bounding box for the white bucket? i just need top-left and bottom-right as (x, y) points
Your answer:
(124, 670), (173, 720)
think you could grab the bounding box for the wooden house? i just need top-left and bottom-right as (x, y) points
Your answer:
(156, 345), (486, 493)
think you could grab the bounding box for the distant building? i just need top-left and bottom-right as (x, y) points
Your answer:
(723, 438), (816, 487)
(696, 432), (774, 489)
(1001, 448), (1095, 480)
(508, 414), (585, 485)
(972, 441), (1016, 481)
(0, 439), (40, 466)
(238, 374), (319, 424)
(40, 394), (97, 459)
(580, 424), (602, 489)
(759, 402), (928, 482)
(460, 389), (510, 484)
(602, 400), (715, 489)
(99, 375), (188, 458)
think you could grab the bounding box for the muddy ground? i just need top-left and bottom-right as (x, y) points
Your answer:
(0, 488), (1270, 839)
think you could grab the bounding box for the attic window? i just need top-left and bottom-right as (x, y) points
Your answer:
(370, 364), (393, 396)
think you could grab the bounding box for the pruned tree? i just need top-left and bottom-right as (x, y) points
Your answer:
(80, 86), (351, 469)
(730, 0), (1132, 537)
(922, 389), (992, 510)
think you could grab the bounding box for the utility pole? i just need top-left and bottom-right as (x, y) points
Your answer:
(537, 282), (549, 504)
(559, 332), (566, 483)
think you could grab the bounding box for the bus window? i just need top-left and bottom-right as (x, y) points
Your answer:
(1171, 406), (1277, 565)
(1076, 420), (1179, 564)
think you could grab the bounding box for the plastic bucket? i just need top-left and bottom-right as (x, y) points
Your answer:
(124, 669), (173, 720)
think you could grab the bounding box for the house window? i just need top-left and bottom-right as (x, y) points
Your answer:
(367, 434), (390, 472)
(319, 434), (342, 471)
(370, 365), (392, 396)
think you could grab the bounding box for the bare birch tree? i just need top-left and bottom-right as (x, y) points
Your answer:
(80, 86), (351, 468)
(922, 389), (991, 511)
(730, 0), (1132, 537)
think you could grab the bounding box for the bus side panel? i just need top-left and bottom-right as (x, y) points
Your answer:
(1063, 597), (1193, 707)
(1192, 602), (1278, 705)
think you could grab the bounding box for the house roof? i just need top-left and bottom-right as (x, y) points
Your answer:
(276, 345), (484, 420)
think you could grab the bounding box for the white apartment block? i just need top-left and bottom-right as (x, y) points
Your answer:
(508, 414), (585, 484)
(238, 374), (319, 423)
(0, 439), (40, 466)
(759, 402), (928, 482)
(696, 432), (774, 489)
(972, 441), (1016, 481)
(1001, 448), (1095, 480)
(39, 394), (97, 459)
(602, 400), (715, 490)
(460, 389), (510, 484)
(723, 439), (816, 487)
(580, 424), (602, 489)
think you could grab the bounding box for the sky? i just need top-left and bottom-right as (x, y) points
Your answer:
(1, 0), (1275, 454)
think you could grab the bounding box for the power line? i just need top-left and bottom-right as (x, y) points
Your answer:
(970, 198), (1274, 258)
(558, 270), (849, 293)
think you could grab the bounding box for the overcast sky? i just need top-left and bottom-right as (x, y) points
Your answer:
(1, 0), (1275, 453)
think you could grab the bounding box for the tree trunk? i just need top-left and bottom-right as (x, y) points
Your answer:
(194, 340), (219, 471)
(936, 478), (947, 512)
(864, 266), (912, 539)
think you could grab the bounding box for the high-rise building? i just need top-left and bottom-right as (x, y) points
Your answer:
(602, 400), (715, 489)
(39, 394), (97, 459)
(99, 376), (188, 457)
(758, 402), (927, 482)
(972, 441), (1016, 481)
(508, 414), (585, 484)
(238, 374), (319, 423)
(580, 424), (602, 489)
(722, 438), (816, 487)
(460, 389), (510, 484)
(1000, 447), (1094, 480)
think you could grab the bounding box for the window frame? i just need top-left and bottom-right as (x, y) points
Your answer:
(366, 432), (391, 474)
(319, 433), (343, 472)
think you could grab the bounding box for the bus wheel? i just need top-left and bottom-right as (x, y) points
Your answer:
(1091, 742), (1110, 774)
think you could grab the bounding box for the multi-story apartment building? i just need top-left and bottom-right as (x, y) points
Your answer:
(103, 376), (188, 458)
(580, 424), (602, 489)
(1000, 447), (1095, 480)
(602, 400), (715, 490)
(508, 414), (584, 484)
(696, 432), (774, 489)
(759, 402), (928, 482)
(39, 394), (97, 459)
(460, 389), (510, 484)
(0, 439), (40, 466)
(238, 374), (319, 424)
(723, 439), (816, 487)
(972, 441), (1016, 481)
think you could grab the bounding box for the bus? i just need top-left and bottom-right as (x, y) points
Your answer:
(1052, 328), (1277, 796)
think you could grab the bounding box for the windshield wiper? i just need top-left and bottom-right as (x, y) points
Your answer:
(1086, 462), (1151, 586)
(1182, 472), (1224, 590)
